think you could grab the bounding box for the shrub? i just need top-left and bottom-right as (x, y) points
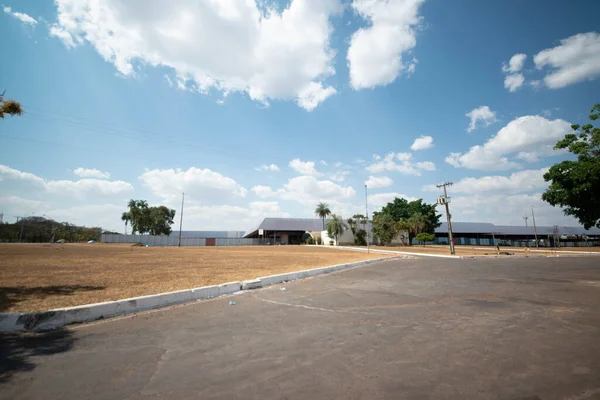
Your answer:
(354, 229), (367, 246)
(329, 240), (334, 246)
(316, 237), (322, 245)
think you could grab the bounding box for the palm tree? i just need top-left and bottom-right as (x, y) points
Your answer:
(326, 214), (346, 245)
(315, 202), (332, 230)
(407, 213), (428, 245)
(121, 212), (131, 235)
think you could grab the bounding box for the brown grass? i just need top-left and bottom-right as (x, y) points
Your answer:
(0, 244), (390, 312)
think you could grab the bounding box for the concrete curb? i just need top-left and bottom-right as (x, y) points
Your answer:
(0, 257), (392, 333)
(315, 245), (462, 259)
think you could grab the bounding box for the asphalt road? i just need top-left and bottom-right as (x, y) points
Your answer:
(2, 256), (600, 400)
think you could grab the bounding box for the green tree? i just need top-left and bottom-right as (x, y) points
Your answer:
(0, 91), (23, 119)
(542, 103), (600, 229)
(374, 198), (441, 245)
(147, 206), (176, 235)
(326, 214), (346, 245)
(315, 202), (332, 230)
(121, 212), (131, 235)
(347, 214), (367, 245)
(415, 232), (436, 245)
(372, 213), (401, 246)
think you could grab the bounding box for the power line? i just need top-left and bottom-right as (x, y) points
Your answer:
(436, 182), (455, 255)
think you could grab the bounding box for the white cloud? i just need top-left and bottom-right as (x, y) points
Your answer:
(445, 115), (571, 171)
(320, 160), (328, 166)
(330, 170), (351, 182)
(48, 0), (342, 111)
(423, 168), (549, 194)
(465, 106), (497, 133)
(252, 176), (356, 205)
(0, 164), (131, 199)
(256, 164), (280, 172)
(347, 0), (424, 89)
(74, 168), (110, 179)
(534, 32), (600, 89)
(181, 201), (290, 231)
(410, 135), (434, 150)
(3, 6), (37, 25)
(502, 53), (527, 73)
(139, 167), (247, 203)
(504, 73), (525, 92)
(365, 175), (393, 188)
(289, 159), (322, 176)
(368, 192), (416, 208)
(365, 152), (435, 175)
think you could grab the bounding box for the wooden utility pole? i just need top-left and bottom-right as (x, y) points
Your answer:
(531, 206), (539, 248)
(178, 192), (185, 247)
(436, 182), (455, 255)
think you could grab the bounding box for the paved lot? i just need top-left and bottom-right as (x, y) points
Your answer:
(2, 256), (600, 400)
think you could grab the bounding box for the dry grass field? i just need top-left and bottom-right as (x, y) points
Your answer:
(0, 244), (391, 312)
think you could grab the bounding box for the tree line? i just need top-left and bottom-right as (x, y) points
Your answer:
(0, 216), (102, 243)
(314, 198), (440, 246)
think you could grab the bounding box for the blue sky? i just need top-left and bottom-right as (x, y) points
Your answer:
(1, 0), (599, 232)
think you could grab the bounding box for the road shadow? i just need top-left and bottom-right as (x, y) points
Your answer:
(0, 328), (77, 383)
(0, 285), (104, 312)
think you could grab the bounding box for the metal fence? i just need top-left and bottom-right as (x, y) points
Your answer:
(101, 234), (270, 247)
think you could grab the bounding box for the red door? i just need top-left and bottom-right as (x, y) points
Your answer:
(206, 238), (216, 246)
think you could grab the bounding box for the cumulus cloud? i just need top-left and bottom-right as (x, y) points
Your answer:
(445, 116), (571, 171)
(256, 164), (280, 172)
(365, 175), (393, 188)
(48, 0), (342, 110)
(347, 0), (424, 89)
(3, 6), (37, 25)
(330, 170), (351, 182)
(139, 167), (247, 203)
(410, 135), (434, 150)
(0, 164), (132, 199)
(423, 168), (549, 194)
(534, 32), (600, 89)
(252, 176), (356, 205)
(504, 73), (525, 92)
(502, 53), (527, 73)
(74, 168), (110, 179)
(289, 159), (322, 176)
(466, 106), (497, 133)
(365, 152), (435, 175)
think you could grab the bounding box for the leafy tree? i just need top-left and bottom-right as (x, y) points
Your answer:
(371, 213), (401, 246)
(347, 214), (367, 245)
(326, 214), (346, 245)
(408, 213), (428, 237)
(121, 212), (131, 235)
(147, 206), (176, 235)
(315, 202), (332, 230)
(374, 198), (441, 245)
(415, 232), (436, 245)
(0, 91), (23, 119)
(542, 103), (600, 229)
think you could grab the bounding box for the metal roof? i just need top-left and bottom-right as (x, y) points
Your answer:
(169, 230), (246, 238)
(435, 222), (600, 236)
(244, 218), (329, 237)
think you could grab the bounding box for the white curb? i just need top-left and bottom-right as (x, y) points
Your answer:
(316, 245), (462, 259)
(0, 257), (392, 332)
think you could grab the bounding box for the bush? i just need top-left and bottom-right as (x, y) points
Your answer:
(415, 232), (436, 245)
(316, 237), (322, 245)
(354, 229), (367, 246)
(305, 237), (315, 245)
(329, 240), (334, 246)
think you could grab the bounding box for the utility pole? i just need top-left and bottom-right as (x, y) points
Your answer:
(531, 205), (539, 248)
(436, 182), (455, 255)
(365, 184), (370, 254)
(523, 216), (528, 227)
(178, 192), (185, 247)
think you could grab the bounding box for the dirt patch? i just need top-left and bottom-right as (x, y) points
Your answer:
(0, 244), (391, 312)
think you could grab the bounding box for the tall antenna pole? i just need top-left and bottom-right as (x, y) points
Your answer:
(531, 205), (539, 248)
(365, 184), (369, 254)
(178, 192), (185, 247)
(523, 216), (528, 227)
(436, 182), (455, 255)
